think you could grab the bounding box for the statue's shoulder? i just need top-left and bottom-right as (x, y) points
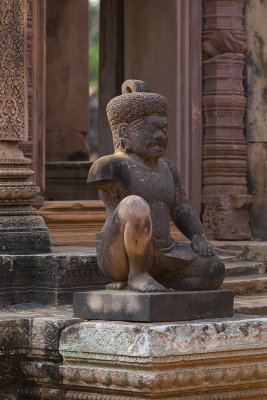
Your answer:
(87, 153), (127, 185)
(161, 157), (183, 186)
(161, 157), (178, 175)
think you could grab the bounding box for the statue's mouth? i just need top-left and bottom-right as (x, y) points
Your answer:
(151, 144), (165, 152)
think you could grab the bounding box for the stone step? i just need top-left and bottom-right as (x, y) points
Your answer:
(221, 274), (267, 296)
(234, 295), (267, 316)
(225, 261), (266, 277)
(213, 241), (267, 262)
(220, 255), (243, 263)
(215, 248), (244, 261)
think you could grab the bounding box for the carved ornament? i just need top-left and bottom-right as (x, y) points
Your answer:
(0, 0), (27, 141)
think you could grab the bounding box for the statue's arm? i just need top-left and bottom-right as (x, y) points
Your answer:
(87, 156), (118, 189)
(168, 161), (214, 256)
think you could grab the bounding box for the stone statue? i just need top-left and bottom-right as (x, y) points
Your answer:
(88, 80), (225, 292)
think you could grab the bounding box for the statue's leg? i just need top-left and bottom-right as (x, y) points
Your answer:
(155, 251), (225, 291)
(97, 195), (166, 292)
(174, 255), (225, 290)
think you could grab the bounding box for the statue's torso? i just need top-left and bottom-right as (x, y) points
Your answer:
(89, 153), (176, 244)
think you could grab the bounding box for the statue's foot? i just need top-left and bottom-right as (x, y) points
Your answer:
(128, 273), (167, 292)
(106, 281), (128, 290)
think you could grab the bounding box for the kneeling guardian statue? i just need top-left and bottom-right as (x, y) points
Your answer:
(88, 80), (225, 292)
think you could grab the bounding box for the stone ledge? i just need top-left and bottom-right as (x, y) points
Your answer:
(59, 315), (267, 399)
(1, 309), (267, 399)
(0, 247), (108, 308)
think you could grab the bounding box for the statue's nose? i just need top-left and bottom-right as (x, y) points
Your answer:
(154, 130), (167, 142)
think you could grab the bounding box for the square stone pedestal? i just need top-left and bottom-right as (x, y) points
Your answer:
(59, 315), (267, 399)
(73, 289), (234, 322)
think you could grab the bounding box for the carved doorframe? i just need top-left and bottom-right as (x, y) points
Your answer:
(20, 0), (46, 207)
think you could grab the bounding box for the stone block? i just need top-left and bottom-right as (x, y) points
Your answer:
(247, 242), (267, 262)
(73, 289), (234, 322)
(0, 250), (107, 309)
(0, 318), (30, 385)
(202, 195), (252, 240)
(59, 315), (267, 399)
(215, 210), (252, 240)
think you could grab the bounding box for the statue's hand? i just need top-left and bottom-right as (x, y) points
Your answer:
(191, 234), (215, 256)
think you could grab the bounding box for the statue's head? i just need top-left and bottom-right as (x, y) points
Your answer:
(107, 80), (168, 159)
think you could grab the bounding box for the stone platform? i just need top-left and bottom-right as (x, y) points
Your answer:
(1, 304), (267, 399)
(0, 247), (108, 308)
(73, 289), (234, 322)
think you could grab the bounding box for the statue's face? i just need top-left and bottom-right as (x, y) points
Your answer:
(120, 116), (168, 159)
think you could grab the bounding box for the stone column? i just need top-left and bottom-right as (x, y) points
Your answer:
(19, 0), (47, 208)
(202, 0), (252, 240)
(0, 0), (50, 253)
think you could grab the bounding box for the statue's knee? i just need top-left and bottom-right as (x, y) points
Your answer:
(204, 255), (225, 289)
(196, 255), (225, 290)
(118, 195), (151, 222)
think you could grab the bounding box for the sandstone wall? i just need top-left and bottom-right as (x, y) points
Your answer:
(245, 0), (267, 239)
(46, 0), (90, 162)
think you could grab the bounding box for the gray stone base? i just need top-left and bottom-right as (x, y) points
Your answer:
(0, 248), (108, 308)
(73, 289), (234, 322)
(59, 315), (267, 399)
(0, 211), (51, 254)
(1, 306), (267, 399)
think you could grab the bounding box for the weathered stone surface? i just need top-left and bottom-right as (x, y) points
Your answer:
(0, 248), (107, 308)
(247, 142), (267, 239)
(204, 209), (252, 241)
(235, 295), (267, 316)
(0, 318), (30, 386)
(18, 315), (79, 400)
(225, 260), (266, 277)
(59, 316), (267, 399)
(247, 242), (267, 262)
(2, 307), (267, 399)
(0, 214), (51, 255)
(222, 274), (267, 295)
(73, 289), (234, 322)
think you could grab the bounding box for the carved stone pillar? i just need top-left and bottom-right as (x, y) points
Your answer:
(202, 0), (252, 240)
(19, 0), (47, 208)
(0, 0), (50, 253)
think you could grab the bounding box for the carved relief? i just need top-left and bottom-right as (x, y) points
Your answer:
(0, 0), (27, 141)
(202, 0), (252, 240)
(60, 362), (267, 392)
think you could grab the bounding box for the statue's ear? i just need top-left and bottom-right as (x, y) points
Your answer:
(118, 123), (130, 151)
